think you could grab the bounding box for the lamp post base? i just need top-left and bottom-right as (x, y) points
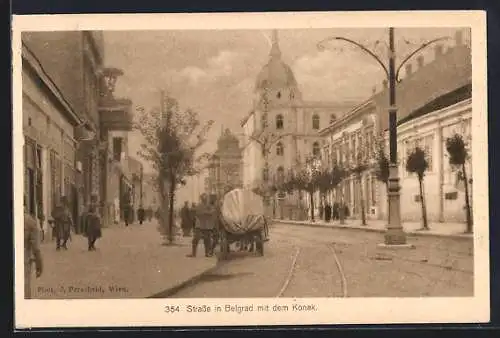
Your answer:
(383, 227), (408, 246)
(380, 164), (412, 248)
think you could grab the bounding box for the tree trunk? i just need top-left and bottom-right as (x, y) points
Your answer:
(310, 190), (315, 222)
(385, 182), (390, 224)
(167, 176), (176, 243)
(158, 176), (168, 236)
(359, 175), (366, 226)
(462, 163), (473, 233)
(418, 177), (429, 230)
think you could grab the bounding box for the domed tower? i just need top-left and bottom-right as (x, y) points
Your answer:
(254, 30), (302, 112)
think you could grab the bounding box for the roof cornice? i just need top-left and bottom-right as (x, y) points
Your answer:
(22, 42), (86, 128)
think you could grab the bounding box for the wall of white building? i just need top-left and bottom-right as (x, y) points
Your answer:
(378, 99), (472, 223)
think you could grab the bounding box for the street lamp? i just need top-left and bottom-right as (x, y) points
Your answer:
(317, 28), (449, 246)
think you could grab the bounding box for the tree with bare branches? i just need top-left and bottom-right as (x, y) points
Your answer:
(134, 93), (214, 244)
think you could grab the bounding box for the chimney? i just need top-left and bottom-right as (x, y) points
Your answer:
(405, 63), (413, 77)
(455, 30), (463, 46)
(417, 55), (425, 68)
(435, 44), (444, 58)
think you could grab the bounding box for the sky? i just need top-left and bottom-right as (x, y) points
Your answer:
(102, 27), (465, 204)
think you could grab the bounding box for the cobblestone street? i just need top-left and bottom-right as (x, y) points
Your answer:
(172, 223), (474, 298)
(31, 221), (217, 299)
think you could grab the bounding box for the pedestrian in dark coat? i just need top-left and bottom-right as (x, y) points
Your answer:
(332, 203), (339, 220)
(180, 202), (191, 236)
(187, 195), (215, 257)
(84, 202), (102, 251)
(137, 206), (145, 225)
(51, 196), (73, 251)
(324, 203), (332, 222)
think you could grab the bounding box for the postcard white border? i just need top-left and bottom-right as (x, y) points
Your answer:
(12, 11), (489, 328)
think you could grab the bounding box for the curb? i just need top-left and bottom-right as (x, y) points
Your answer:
(147, 260), (226, 298)
(273, 219), (473, 241)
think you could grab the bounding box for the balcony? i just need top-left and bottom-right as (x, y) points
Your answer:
(99, 97), (133, 131)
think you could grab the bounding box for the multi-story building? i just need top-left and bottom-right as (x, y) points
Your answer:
(320, 29), (472, 223)
(22, 31), (134, 231)
(22, 31), (103, 234)
(206, 128), (243, 198)
(240, 30), (356, 217)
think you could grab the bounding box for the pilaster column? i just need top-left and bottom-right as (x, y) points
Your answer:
(437, 123), (444, 222)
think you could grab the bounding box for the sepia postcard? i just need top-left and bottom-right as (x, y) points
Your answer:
(12, 11), (489, 328)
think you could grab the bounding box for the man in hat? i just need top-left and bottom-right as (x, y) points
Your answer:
(137, 205), (145, 225)
(187, 194), (215, 257)
(24, 211), (43, 299)
(51, 196), (73, 250)
(180, 201), (191, 237)
(83, 197), (102, 251)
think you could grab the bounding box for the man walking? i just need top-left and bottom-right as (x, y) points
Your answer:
(137, 205), (145, 225)
(51, 196), (73, 250)
(83, 196), (102, 251)
(24, 211), (43, 299)
(180, 201), (191, 237)
(324, 202), (332, 222)
(187, 194), (215, 258)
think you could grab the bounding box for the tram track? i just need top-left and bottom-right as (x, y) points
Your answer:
(276, 243), (348, 298)
(271, 224), (473, 275)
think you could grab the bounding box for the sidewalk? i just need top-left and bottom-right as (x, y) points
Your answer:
(32, 221), (217, 299)
(273, 218), (473, 240)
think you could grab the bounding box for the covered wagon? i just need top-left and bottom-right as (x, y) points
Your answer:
(217, 188), (269, 259)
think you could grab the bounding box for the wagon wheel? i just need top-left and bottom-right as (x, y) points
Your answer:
(256, 231), (264, 256)
(220, 231), (229, 260)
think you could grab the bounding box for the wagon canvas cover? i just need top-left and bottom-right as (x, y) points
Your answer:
(220, 188), (266, 234)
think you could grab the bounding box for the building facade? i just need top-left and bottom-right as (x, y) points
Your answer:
(319, 28), (472, 223)
(240, 30), (356, 217)
(22, 31), (134, 231)
(206, 128), (243, 198)
(22, 32), (103, 234)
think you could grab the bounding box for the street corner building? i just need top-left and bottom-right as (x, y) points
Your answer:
(318, 29), (472, 223)
(240, 28), (473, 224)
(21, 31), (136, 237)
(240, 30), (358, 219)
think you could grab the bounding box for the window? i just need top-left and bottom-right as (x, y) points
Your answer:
(423, 135), (434, 171)
(35, 145), (43, 220)
(24, 138), (44, 219)
(261, 112), (268, 129)
(113, 137), (123, 161)
(312, 114), (320, 130)
(404, 135), (434, 175)
(289, 91), (295, 100)
(276, 114), (284, 129)
(262, 168), (269, 182)
(276, 91), (281, 99)
(24, 139), (36, 216)
(331, 145), (337, 165)
(312, 142), (320, 157)
(277, 166), (285, 184)
(276, 142), (284, 156)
